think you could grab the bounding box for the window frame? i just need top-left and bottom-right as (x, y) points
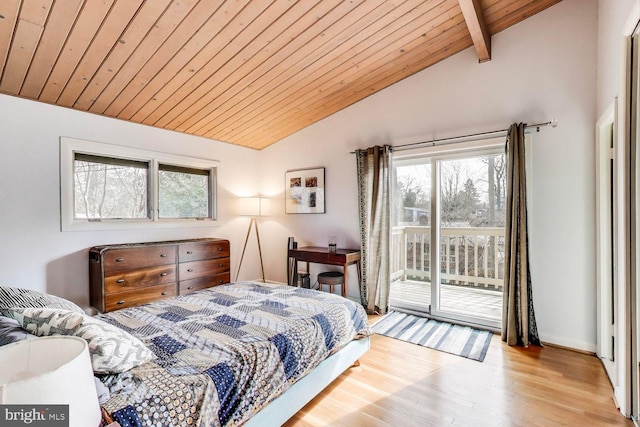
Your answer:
(60, 137), (219, 231)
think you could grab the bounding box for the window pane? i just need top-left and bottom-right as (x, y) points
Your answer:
(73, 155), (149, 219)
(158, 165), (210, 218)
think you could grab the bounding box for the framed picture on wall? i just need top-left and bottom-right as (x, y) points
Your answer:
(285, 167), (325, 214)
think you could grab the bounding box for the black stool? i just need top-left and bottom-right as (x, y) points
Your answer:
(317, 271), (344, 294)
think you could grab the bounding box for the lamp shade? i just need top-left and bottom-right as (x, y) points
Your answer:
(238, 197), (270, 216)
(0, 336), (101, 427)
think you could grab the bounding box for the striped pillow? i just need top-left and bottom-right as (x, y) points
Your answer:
(0, 286), (83, 316)
(7, 307), (154, 374)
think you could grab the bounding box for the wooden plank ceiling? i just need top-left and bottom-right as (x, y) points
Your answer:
(0, 0), (561, 150)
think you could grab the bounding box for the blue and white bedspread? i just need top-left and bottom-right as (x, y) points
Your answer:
(96, 281), (371, 427)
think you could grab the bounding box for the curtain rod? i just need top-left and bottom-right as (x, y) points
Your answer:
(350, 120), (558, 154)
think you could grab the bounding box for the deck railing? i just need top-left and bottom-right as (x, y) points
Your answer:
(392, 225), (505, 290)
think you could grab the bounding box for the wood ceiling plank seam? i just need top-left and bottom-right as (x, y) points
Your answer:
(70, 0), (173, 111)
(20, 0), (84, 99)
(133, 1), (275, 125)
(486, 0), (562, 35)
(204, 0), (449, 141)
(218, 0), (460, 143)
(152, 0), (301, 130)
(103, 0), (226, 118)
(232, 6), (463, 143)
(0, 0), (52, 94)
(173, 0), (368, 134)
(0, 0), (23, 87)
(56, 0), (146, 107)
(232, 16), (468, 145)
(242, 26), (473, 147)
(185, 0), (393, 136)
(210, 0), (457, 142)
(38, 0), (115, 104)
(458, 0), (491, 62)
(155, 0), (312, 131)
(169, 0), (332, 133)
(86, 0), (200, 114)
(138, 0), (277, 126)
(120, 0), (248, 122)
(482, 0), (546, 28)
(258, 31), (473, 146)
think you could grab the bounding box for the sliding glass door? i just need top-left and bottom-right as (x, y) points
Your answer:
(391, 146), (504, 329)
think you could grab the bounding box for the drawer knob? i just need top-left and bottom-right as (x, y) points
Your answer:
(160, 272), (168, 277)
(187, 286), (194, 290)
(160, 254), (167, 258)
(161, 292), (168, 296)
(218, 280), (223, 284)
(116, 279), (125, 284)
(117, 300), (125, 305)
(186, 251), (193, 254)
(218, 264), (224, 267)
(115, 258), (125, 263)
(217, 247), (223, 251)
(187, 268), (194, 272)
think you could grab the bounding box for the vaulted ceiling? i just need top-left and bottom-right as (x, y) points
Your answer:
(0, 0), (561, 150)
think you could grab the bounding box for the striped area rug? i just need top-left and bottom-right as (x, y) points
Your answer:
(371, 311), (493, 362)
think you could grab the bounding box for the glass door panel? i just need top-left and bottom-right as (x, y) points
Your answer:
(390, 161), (432, 313)
(434, 154), (504, 327)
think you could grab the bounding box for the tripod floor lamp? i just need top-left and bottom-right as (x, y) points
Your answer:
(236, 197), (270, 282)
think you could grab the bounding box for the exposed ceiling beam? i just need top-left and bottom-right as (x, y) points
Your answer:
(458, 0), (491, 62)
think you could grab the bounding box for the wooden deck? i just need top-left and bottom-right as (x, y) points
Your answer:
(390, 279), (503, 321)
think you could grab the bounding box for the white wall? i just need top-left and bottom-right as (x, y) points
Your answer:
(261, 0), (599, 351)
(0, 94), (263, 307)
(597, 0), (637, 116)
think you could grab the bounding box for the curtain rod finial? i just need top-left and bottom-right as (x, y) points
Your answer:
(551, 119), (558, 128)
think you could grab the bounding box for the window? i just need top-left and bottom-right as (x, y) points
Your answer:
(158, 164), (211, 219)
(74, 154), (150, 220)
(61, 137), (218, 231)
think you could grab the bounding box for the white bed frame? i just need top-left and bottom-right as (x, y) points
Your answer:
(245, 336), (370, 426)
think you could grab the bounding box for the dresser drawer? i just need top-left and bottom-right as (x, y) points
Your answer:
(179, 240), (230, 262)
(104, 265), (176, 293)
(103, 246), (177, 272)
(179, 258), (230, 281)
(105, 284), (177, 312)
(179, 272), (230, 295)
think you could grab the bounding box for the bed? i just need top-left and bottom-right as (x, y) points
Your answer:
(0, 281), (371, 426)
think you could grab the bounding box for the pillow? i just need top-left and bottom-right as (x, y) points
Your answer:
(0, 315), (35, 346)
(7, 307), (154, 374)
(0, 286), (83, 316)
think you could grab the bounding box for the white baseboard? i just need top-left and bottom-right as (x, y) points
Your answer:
(540, 333), (596, 353)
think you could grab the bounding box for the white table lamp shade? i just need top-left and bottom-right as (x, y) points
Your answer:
(0, 336), (101, 427)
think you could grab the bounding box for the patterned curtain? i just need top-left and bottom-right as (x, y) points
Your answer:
(502, 123), (541, 346)
(355, 145), (392, 315)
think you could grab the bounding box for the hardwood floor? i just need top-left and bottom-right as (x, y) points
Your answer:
(284, 317), (631, 426)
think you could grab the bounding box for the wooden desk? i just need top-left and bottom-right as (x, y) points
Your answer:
(288, 246), (361, 297)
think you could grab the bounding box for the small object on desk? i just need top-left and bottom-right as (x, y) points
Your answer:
(328, 235), (337, 254)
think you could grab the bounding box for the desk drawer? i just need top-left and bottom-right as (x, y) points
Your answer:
(104, 266), (176, 293)
(179, 258), (230, 281)
(105, 284), (176, 312)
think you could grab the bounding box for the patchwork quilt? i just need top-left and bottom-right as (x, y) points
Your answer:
(96, 281), (371, 427)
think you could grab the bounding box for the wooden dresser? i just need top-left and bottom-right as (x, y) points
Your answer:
(89, 238), (230, 313)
